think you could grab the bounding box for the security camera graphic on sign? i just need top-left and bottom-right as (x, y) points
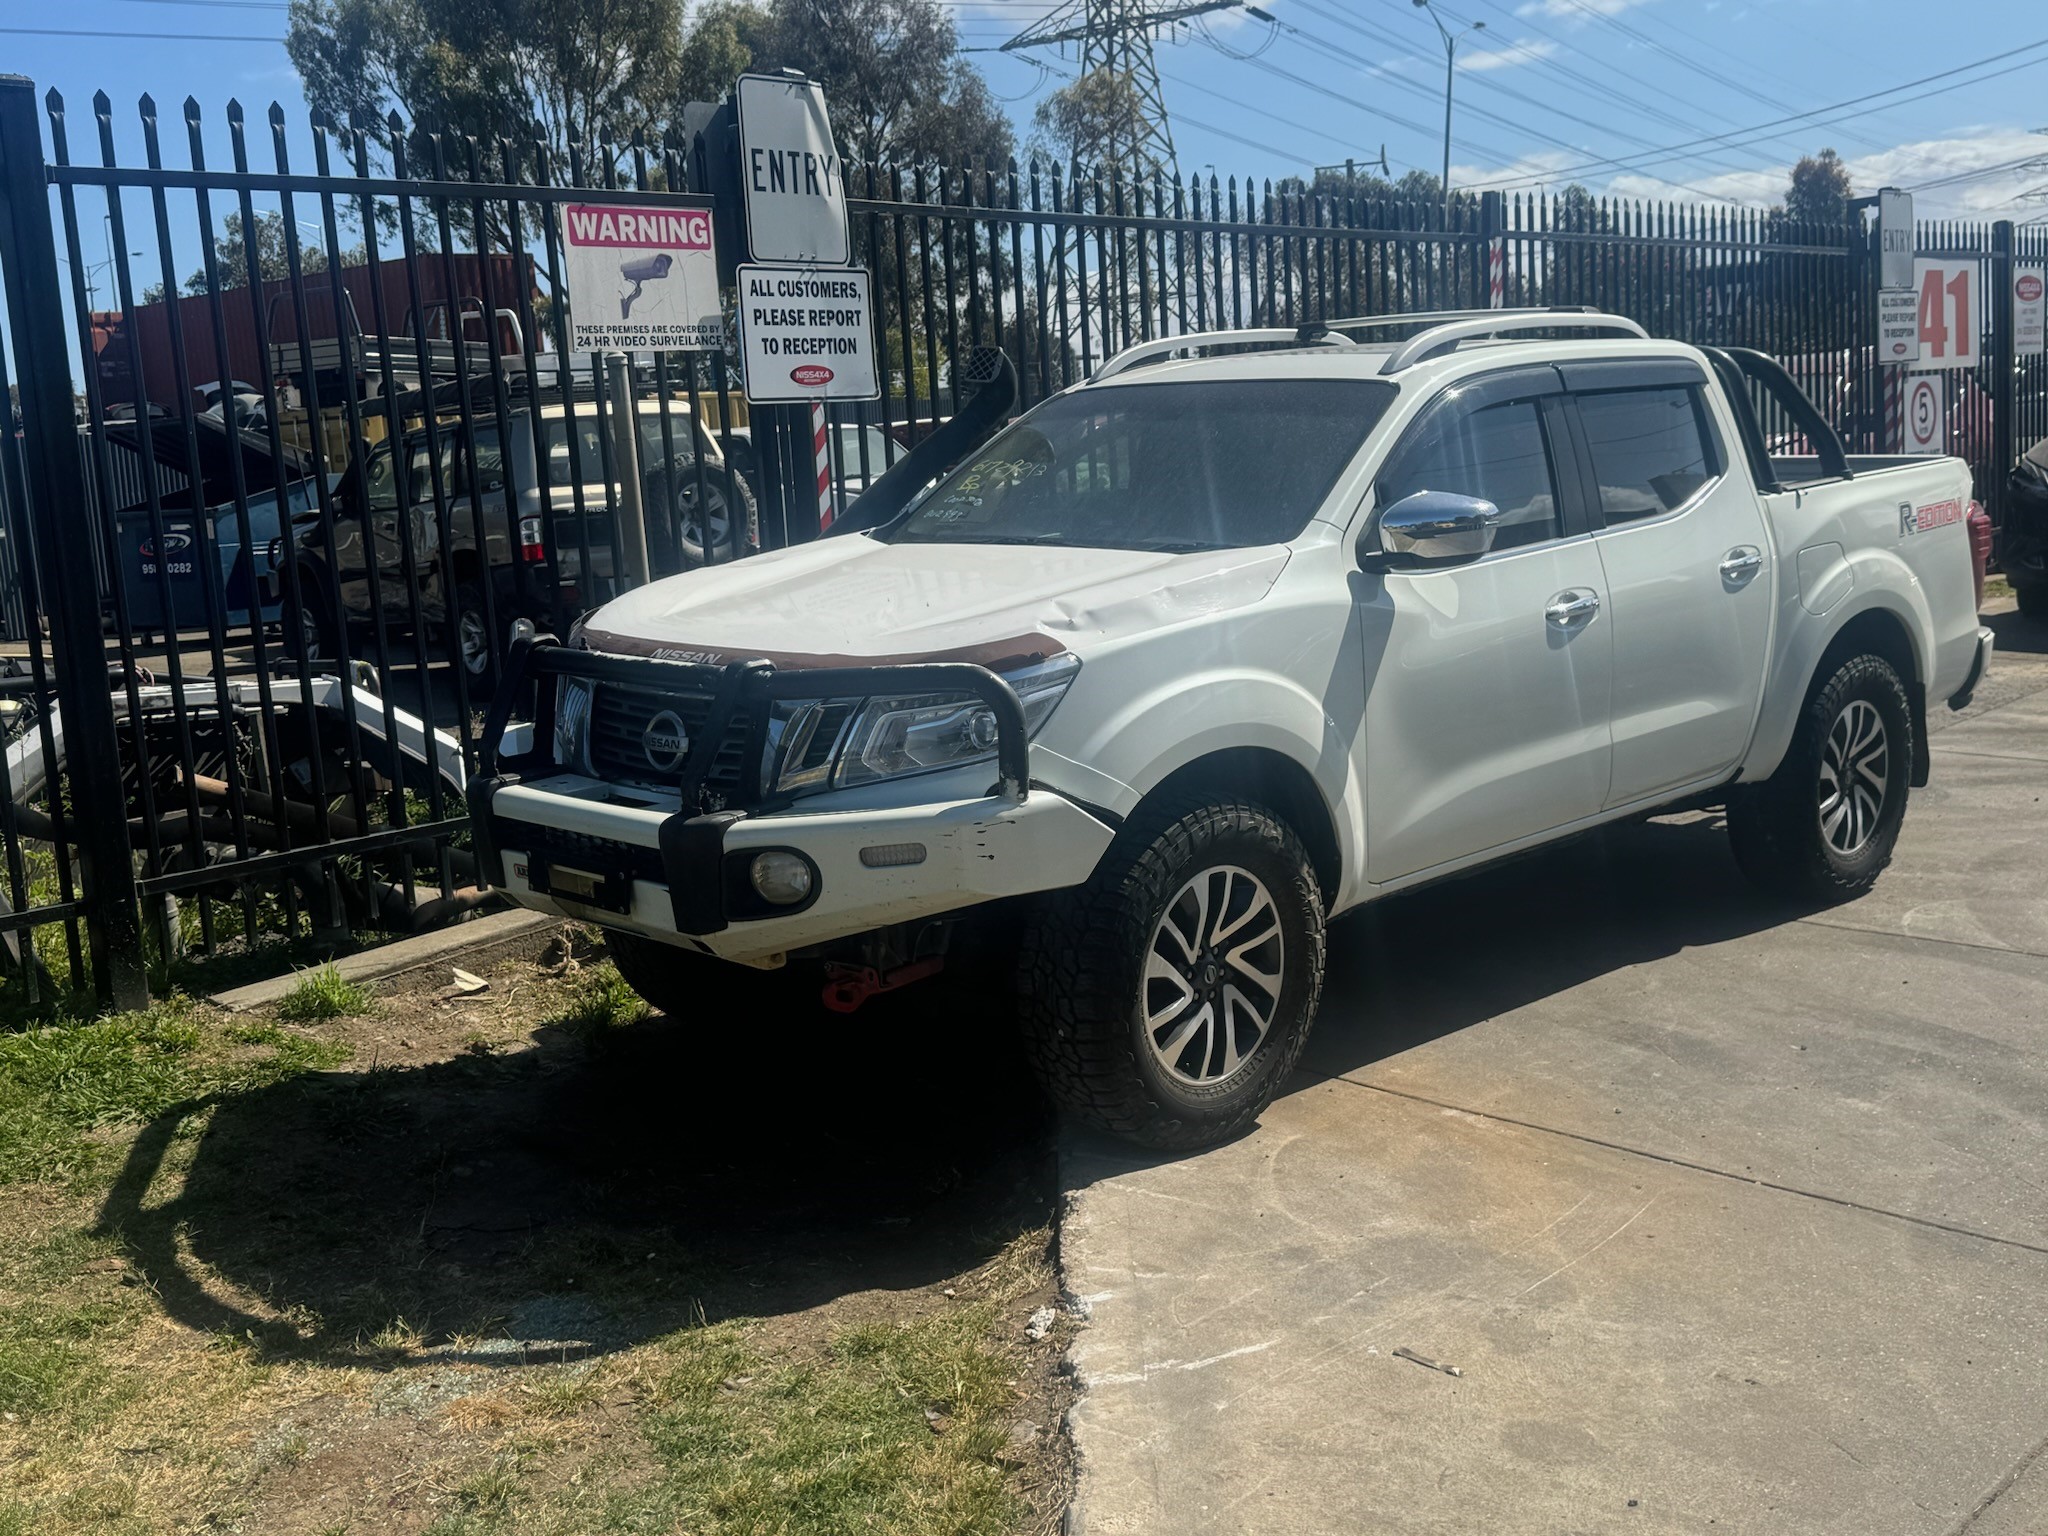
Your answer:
(618, 252), (675, 319)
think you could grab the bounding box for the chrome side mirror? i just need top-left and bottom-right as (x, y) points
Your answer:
(1360, 490), (1502, 571)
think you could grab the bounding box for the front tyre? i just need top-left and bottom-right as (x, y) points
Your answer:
(1727, 651), (1912, 903)
(1017, 796), (1326, 1151)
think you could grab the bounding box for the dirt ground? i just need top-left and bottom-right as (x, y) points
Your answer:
(0, 927), (1075, 1534)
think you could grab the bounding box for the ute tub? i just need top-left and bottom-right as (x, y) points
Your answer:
(467, 635), (1115, 961)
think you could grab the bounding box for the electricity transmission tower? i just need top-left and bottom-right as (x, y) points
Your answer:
(1001, 0), (1244, 176)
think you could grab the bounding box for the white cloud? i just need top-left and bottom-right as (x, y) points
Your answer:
(1458, 38), (1559, 72)
(1456, 128), (2048, 221)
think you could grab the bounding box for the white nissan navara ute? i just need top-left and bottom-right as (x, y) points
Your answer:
(470, 311), (1994, 1150)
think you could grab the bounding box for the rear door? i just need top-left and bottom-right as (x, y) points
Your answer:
(1359, 366), (1615, 883)
(1561, 361), (1772, 807)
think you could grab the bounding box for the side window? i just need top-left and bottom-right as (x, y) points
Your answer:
(470, 426), (506, 493)
(362, 443), (401, 512)
(1576, 387), (1718, 524)
(1376, 397), (1559, 552)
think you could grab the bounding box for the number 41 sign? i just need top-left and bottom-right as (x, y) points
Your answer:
(1914, 257), (1979, 371)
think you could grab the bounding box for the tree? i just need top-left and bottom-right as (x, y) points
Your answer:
(742, 0), (1013, 169)
(142, 211), (346, 303)
(1031, 68), (1152, 175)
(1782, 148), (1853, 228)
(286, 0), (686, 177)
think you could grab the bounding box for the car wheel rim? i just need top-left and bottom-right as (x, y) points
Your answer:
(299, 605), (323, 661)
(1143, 864), (1285, 1086)
(679, 486), (730, 551)
(458, 609), (490, 676)
(1818, 698), (1887, 856)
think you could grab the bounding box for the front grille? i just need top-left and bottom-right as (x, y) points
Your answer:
(588, 682), (751, 794)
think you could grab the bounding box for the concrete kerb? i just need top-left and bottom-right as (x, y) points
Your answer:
(210, 909), (560, 1012)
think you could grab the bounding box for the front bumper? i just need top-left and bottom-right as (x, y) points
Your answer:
(478, 774), (1116, 962)
(468, 635), (1113, 963)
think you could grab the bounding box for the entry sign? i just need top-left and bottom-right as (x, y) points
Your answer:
(1877, 287), (1920, 365)
(737, 264), (878, 402)
(2017, 265), (2046, 358)
(736, 73), (850, 265)
(561, 203), (722, 352)
(1904, 373), (1944, 454)
(1913, 257), (1979, 372)
(1877, 187), (1914, 293)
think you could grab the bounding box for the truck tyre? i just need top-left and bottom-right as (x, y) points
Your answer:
(1016, 795), (1326, 1151)
(1727, 651), (1913, 903)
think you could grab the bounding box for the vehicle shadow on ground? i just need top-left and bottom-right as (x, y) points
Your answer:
(1307, 812), (1789, 1073)
(1064, 811), (1800, 1182)
(95, 974), (1053, 1367)
(1983, 602), (2047, 657)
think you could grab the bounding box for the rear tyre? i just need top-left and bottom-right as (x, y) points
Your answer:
(451, 579), (499, 693)
(1016, 795), (1326, 1152)
(1727, 651), (1912, 904)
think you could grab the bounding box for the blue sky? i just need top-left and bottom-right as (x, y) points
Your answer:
(4, 0), (2045, 312)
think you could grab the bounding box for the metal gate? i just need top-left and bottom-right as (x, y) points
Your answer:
(0, 72), (2040, 1014)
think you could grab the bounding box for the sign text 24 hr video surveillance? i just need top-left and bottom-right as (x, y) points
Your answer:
(561, 203), (723, 352)
(737, 263), (879, 402)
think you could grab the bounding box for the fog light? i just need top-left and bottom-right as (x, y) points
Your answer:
(749, 850), (815, 905)
(859, 842), (927, 868)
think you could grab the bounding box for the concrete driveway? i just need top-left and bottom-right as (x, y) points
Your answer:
(1060, 602), (2048, 1536)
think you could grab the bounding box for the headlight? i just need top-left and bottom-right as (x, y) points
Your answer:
(554, 676), (594, 770)
(831, 653), (1080, 789)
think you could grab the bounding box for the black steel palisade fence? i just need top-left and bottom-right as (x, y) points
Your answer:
(0, 72), (2041, 1014)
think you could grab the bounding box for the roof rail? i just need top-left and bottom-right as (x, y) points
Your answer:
(1378, 310), (1647, 374)
(1095, 326), (1355, 381)
(1314, 306), (1575, 335)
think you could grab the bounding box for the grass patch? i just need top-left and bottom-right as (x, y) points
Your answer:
(273, 963), (376, 1023)
(542, 963), (649, 1039)
(0, 998), (350, 1186)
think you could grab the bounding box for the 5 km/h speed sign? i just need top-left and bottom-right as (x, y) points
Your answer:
(1905, 374), (1945, 455)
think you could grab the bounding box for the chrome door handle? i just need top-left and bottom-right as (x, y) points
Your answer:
(1719, 546), (1764, 581)
(1544, 589), (1600, 626)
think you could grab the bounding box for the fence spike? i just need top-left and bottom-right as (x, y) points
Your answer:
(138, 92), (156, 124)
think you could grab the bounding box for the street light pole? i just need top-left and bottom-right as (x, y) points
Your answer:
(1413, 0), (1483, 227)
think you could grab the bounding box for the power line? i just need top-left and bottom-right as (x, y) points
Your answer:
(1463, 38), (2048, 190)
(0, 25), (285, 39)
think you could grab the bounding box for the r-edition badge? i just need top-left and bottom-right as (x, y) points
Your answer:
(641, 710), (691, 773)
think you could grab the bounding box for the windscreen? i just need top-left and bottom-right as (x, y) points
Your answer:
(891, 378), (1393, 552)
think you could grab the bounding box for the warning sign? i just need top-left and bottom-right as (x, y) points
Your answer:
(736, 263), (878, 402)
(561, 203), (723, 353)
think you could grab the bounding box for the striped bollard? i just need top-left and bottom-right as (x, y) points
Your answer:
(812, 401), (833, 530)
(1885, 367), (1903, 453)
(1489, 237), (1505, 309)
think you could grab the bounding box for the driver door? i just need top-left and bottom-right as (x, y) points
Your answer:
(1356, 367), (1614, 884)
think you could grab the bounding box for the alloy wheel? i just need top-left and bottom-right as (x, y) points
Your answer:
(1143, 864), (1286, 1085)
(1818, 697), (1888, 856)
